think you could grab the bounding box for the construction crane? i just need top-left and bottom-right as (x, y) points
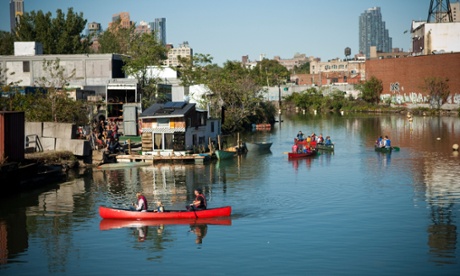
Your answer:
(427, 0), (453, 23)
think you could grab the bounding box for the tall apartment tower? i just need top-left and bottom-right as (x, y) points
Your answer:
(10, 0), (24, 33)
(359, 7), (392, 59)
(154, 18), (166, 45)
(109, 12), (132, 29)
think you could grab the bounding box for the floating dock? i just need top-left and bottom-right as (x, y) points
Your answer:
(115, 154), (209, 164)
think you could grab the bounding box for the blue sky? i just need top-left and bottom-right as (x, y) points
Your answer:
(1, 0), (429, 65)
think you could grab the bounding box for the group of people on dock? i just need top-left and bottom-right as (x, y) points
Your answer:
(375, 135), (391, 148)
(292, 131), (333, 153)
(88, 119), (122, 153)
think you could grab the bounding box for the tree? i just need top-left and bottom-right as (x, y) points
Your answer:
(31, 58), (87, 124)
(98, 21), (168, 108)
(251, 59), (290, 87)
(97, 19), (134, 54)
(15, 8), (88, 54)
(0, 31), (14, 55)
(357, 76), (383, 104)
(206, 61), (270, 133)
(176, 53), (214, 87)
(122, 33), (167, 108)
(176, 55), (277, 133)
(292, 61), (310, 74)
(424, 77), (450, 109)
(0, 68), (22, 111)
(288, 88), (323, 111)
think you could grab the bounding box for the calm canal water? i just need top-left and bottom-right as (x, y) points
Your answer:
(1, 113), (460, 275)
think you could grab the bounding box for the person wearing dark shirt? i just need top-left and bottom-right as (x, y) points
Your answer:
(106, 136), (120, 153)
(187, 188), (207, 211)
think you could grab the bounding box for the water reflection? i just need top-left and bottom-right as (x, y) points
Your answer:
(1, 114), (460, 273)
(99, 218), (231, 246)
(423, 158), (460, 264)
(375, 152), (391, 167)
(288, 157), (313, 171)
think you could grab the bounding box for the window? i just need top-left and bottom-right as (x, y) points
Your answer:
(154, 133), (162, 149)
(23, 61), (30, 72)
(164, 133), (174, 149)
(211, 122), (215, 133)
(157, 118), (170, 128)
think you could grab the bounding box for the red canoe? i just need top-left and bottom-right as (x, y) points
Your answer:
(99, 205), (232, 220)
(288, 150), (318, 159)
(99, 218), (232, 230)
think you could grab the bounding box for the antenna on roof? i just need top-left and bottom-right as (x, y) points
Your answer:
(427, 0), (453, 23)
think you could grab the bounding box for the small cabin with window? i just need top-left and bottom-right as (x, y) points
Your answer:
(139, 101), (220, 155)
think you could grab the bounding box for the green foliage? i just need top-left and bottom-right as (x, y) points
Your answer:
(22, 58), (88, 125)
(15, 8), (88, 54)
(423, 77), (450, 109)
(287, 88), (324, 112)
(0, 67), (23, 111)
(176, 53), (214, 87)
(356, 76), (383, 104)
(292, 62), (310, 74)
(97, 19), (134, 54)
(177, 58), (275, 133)
(0, 31), (14, 55)
(99, 22), (168, 109)
(244, 101), (277, 128)
(320, 90), (347, 111)
(123, 33), (167, 108)
(251, 59), (290, 87)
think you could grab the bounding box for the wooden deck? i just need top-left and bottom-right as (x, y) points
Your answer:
(115, 154), (209, 164)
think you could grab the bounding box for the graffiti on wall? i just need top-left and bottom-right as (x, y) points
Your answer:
(381, 92), (460, 104)
(383, 81), (460, 105)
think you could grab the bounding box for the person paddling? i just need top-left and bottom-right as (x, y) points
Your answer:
(132, 192), (148, 212)
(187, 188), (207, 211)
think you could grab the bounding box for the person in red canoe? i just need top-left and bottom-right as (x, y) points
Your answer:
(187, 188), (207, 211)
(132, 192), (148, 212)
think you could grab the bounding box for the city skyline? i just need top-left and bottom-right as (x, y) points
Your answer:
(1, 0), (429, 65)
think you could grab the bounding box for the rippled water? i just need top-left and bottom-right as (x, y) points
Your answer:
(1, 113), (460, 275)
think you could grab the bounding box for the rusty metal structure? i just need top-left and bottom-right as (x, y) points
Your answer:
(0, 111), (25, 162)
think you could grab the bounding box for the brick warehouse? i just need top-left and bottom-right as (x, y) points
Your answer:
(366, 52), (460, 106)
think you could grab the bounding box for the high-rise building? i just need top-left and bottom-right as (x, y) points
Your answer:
(109, 12), (133, 29)
(10, 0), (24, 33)
(154, 18), (166, 45)
(359, 7), (392, 59)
